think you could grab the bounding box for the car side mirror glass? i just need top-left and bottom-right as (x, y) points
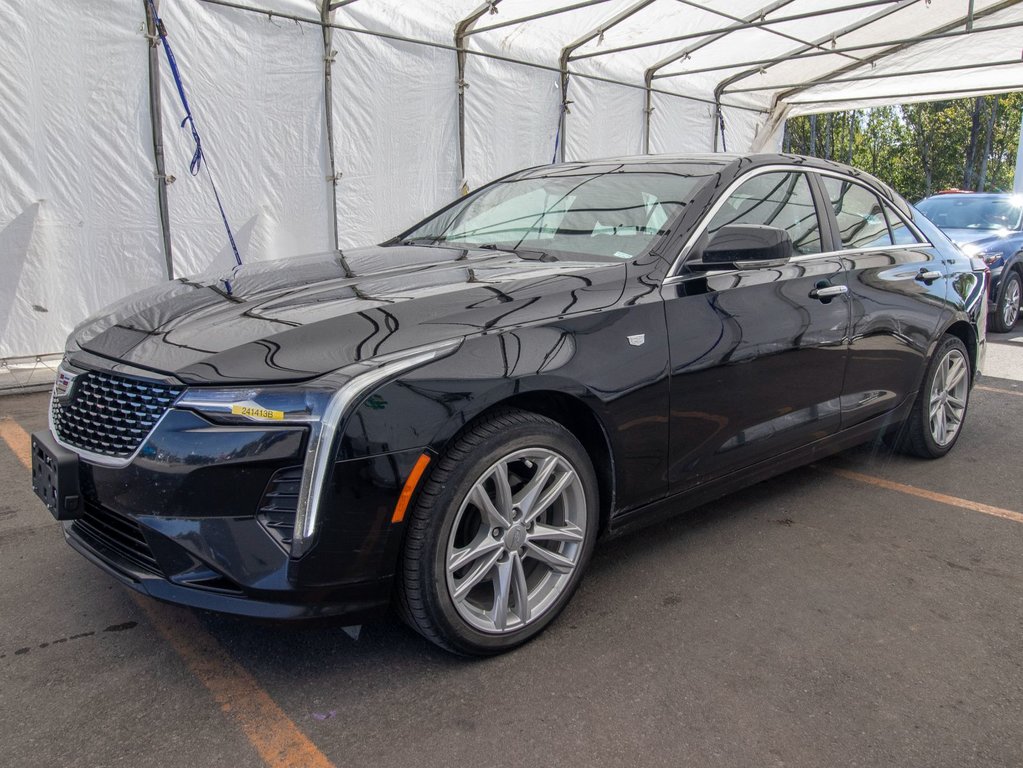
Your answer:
(696, 224), (793, 270)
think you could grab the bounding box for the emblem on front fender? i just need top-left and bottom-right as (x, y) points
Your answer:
(627, 334), (645, 347)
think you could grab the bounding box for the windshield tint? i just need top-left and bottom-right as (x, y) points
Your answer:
(917, 195), (1023, 231)
(401, 164), (714, 261)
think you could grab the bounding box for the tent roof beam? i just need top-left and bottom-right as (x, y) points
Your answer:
(569, 0), (904, 61)
(652, 18), (1023, 79)
(644, 0), (797, 86)
(464, 0), (613, 37)
(727, 57), (1023, 95)
(767, 0), (1022, 105)
(783, 82), (1023, 107)
(714, 0), (920, 98)
(672, 0), (866, 65)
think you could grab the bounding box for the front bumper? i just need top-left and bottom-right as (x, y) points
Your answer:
(47, 403), (426, 623)
(64, 516), (392, 621)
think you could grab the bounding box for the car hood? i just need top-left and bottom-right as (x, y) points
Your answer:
(941, 228), (1018, 248)
(70, 245), (627, 384)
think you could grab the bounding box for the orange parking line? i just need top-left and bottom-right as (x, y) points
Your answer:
(823, 466), (1023, 525)
(0, 418), (32, 470)
(132, 595), (336, 768)
(0, 415), (334, 768)
(976, 384), (1023, 397)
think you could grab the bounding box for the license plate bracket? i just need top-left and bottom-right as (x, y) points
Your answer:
(31, 431), (82, 521)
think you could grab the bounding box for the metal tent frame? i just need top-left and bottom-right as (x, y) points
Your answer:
(3, 0), (1022, 370)
(164, 0), (1021, 275)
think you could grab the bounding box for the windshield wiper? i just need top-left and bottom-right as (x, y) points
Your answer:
(400, 236), (443, 246)
(473, 243), (558, 262)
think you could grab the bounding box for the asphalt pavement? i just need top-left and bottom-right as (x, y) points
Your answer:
(1, 331), (1021, 768)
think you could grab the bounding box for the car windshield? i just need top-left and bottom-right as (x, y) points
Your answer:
(917, 195), (1023, 231)
(400, 164), (715, 261)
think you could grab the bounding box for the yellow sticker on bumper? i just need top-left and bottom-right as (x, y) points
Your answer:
(231, 404), (285, 421)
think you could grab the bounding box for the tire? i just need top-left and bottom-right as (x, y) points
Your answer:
(990, 269), (1021, 334)
(894, 335), (971, 459)
(396, 409), (599, 656)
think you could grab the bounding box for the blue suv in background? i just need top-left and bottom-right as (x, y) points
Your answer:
(917, 192), (1023, 333)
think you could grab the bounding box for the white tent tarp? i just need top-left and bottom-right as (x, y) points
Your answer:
(1, 0), (1021, 359)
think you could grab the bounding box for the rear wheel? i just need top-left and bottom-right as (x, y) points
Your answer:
(895, 334), (971, 459)
(990, 269), (1021, 333)
(397, 409), (598, 655)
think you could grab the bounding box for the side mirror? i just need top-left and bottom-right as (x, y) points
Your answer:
(697, 224), (792, 269)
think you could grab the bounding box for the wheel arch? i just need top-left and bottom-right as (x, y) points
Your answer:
(482, 391), (615, 535)
(427, 389), (616, 537)
(941, 319), (979, 383)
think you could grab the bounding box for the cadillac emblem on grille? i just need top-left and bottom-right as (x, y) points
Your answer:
(53, 367), (78, 402)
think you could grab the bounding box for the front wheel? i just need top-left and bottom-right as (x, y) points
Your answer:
(990, 269), (1021, 333)
(895, 335), (972, 459)
(397, 409), (598, 655)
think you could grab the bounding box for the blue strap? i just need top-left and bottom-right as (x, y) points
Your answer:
(146, 0), (242, 267)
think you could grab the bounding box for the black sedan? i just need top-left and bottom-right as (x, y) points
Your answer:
(32, 154), (987, 655)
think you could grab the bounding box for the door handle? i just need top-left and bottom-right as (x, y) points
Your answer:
(916, 269), (942, 283)
(809, 283), (849, 302)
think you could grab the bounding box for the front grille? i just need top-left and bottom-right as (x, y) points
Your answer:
(52, 370), (183, 458)
(71, 500), (161, 575)
(257, 466), (302, 550)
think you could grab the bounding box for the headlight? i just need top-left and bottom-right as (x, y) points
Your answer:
(180, 339), (462, 557)
(960, 243), (1005, 266)
(177, 387), (336, 424)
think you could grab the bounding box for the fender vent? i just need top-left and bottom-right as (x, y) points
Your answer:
(257, 466), (302, 550)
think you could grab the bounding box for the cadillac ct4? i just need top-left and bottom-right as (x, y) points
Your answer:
(32, 154), (987, 655)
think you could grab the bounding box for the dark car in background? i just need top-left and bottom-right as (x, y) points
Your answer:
(917, 192), (1023, 332)
(32, 154), (987, 655)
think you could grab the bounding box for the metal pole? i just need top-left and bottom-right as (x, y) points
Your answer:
(673, 0), (866, 66)
(570, 0), (905, 61)
(780, 83), (1023, 106)
(321, 1), (340, 250)
(558, 0), (657, 162)
(765, 0), (1022, 107)
(727, 58), (1023, 94)
(715, 0), (921, 100)
(643, 70), (653, 154)
(144, 0), (175, 280)
(653, 19), (1023, 80)
(193, 0), (765, 114)
(465, 0), (612, 37)
(643, 0), (796, 155)
(456, 2), (502, 194)
(1014, 107), (1023, 194)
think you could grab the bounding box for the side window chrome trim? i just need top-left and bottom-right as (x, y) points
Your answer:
(826, 243), (936, 259)
(661, 251), (844, 284)
(665, 164), (934, 282)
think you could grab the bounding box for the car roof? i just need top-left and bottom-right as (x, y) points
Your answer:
(549, 152), (900, 206)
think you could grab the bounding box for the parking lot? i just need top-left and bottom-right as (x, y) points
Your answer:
(2, 333), (1021, 768)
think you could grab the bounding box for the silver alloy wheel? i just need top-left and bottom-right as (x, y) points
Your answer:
(444, 447), (587, 634)
(928, 347), (969, 446)
(1002, 276), (1021, 329)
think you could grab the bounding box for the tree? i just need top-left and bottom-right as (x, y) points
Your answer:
(784, 92), (1022, 201)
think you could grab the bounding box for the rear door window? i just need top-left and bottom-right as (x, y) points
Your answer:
(821, 176), (893, 249)
(881, 202), (925, 245)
